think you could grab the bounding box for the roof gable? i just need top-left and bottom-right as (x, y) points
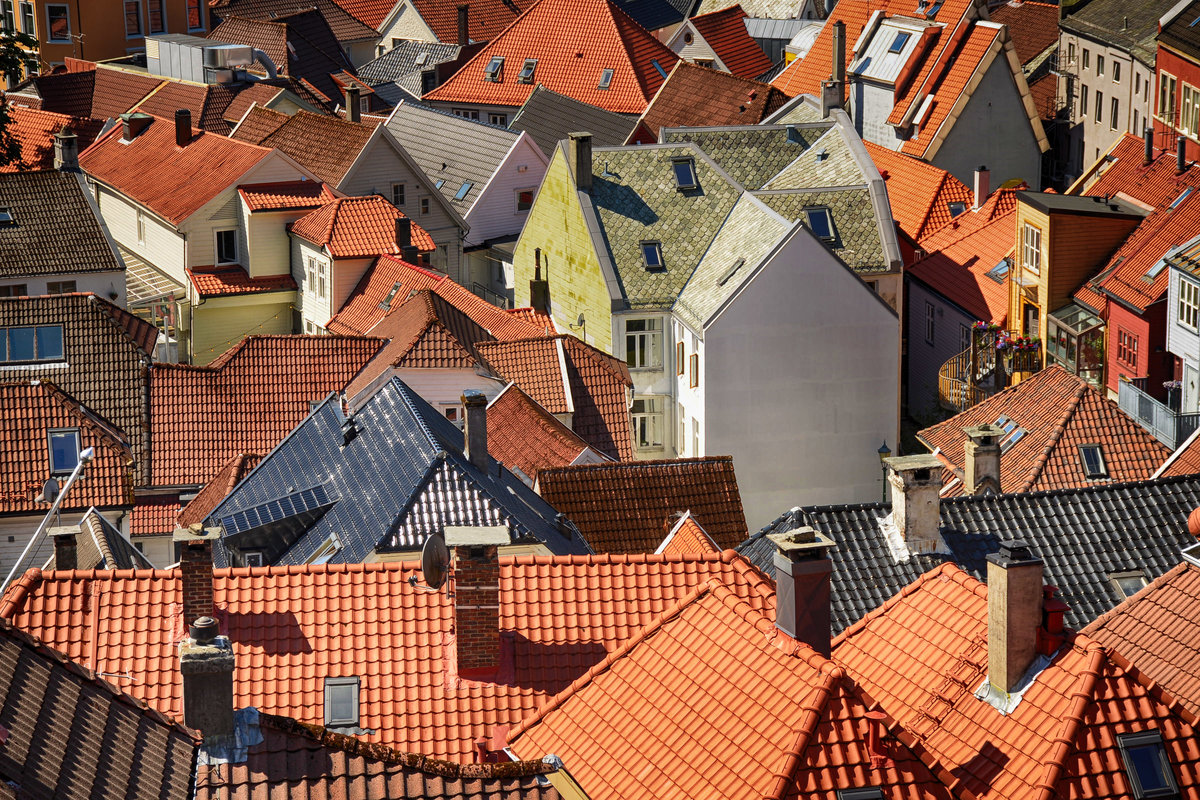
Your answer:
(291, 195), (435, 257)
(255, 110), (375, 185)
(686, 5), (774, 78)
(633, 61), (789, 142)
(485, 383), (597, 481)
(864, 139), (973, 242)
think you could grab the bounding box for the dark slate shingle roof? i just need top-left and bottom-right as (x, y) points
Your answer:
(206, 377), (592, 566)
(738, 474), (1200, 634)
(510, 85), (637, 158)
(358, 40), (464, 86)
(1059, 0), (1175, 66)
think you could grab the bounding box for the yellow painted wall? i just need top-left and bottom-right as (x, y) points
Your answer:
(512, 151), (616, 353)
(191, 293), (294, 365)
(33, 0), (204, 68)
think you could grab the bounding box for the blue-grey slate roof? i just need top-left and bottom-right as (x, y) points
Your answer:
(738, 475), (1200, 634)
(206, 377), (590, 567)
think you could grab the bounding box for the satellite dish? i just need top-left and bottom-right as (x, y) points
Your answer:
(420, 532), (450, 589)
(35, 478), (59, 505)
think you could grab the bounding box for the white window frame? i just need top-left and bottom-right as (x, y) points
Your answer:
(48, 428), (80, 475)
(305, 255), (328, 300)
(1159, 71), (1177, 123)
(1179, 278), (1199, 330)
(624, 316), (662, 370)
(18, 0), (31, 33)
(1110, 96), (1119, 131)
(488, 112), (507, 126)
(1022, 223), (1041, 275)
(1, 0), (15, 32)
(307, 531), (342, 565)
(1181, 83), (1200, 138)
(45, 3), (69, 42)
(214, 227), (238, 265)
(323, 676), (359, 727)
(391, 183), (405, 207)
(631, 396), (664, 449)
(136, 209), (146, 245)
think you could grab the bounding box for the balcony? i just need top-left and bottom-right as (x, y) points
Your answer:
(1117, 377), (1200, 449)
(938, 328), (1043, 414)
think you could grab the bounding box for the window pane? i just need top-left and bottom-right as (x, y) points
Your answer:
(48, 5), (68, 39)
(9, 327), (33, 360)
(148, 0), (164, 32)
(50, 431), (78, 473)
(806, 208), (832, 239)
(1127, 745), (1171, 792)
(36, 325), (62, 360)
(187, 0), (201, 28)
(124, 1), (140, 35)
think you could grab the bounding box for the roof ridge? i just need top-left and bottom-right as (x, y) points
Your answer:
(1100, 637), (1200, 727)
(763, 667), (842, 800)
(538, 455), (734, 475)
(1019, 378), (1089, 492)
(1082, 561), (1192, 635)
(1031, 644), (1106, 800)
(833, 562), (981, 648)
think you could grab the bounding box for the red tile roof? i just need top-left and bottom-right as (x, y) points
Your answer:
(80, 114), (272, 225)
(630, 61), (789, 143)
(128, 495), (184, 537)
(2, 104), (105, 172)
(148, 335), (384, 486)
(0, 381), (132, 515)
(918, 365), (1171, 495)
(988, 1), (1060, 66)
(0, 551), (775, 760)
(291, 196), (435, 258)
(221, 82), (286, 125)
(423, 0), (680, 114)
(1159, 429), (1200, 477)
(655, 511), (719, 556)
(905, 186), (1019, 323)
(864, 140), (974, 243)
(486, 383), (597, 481)
(177, 453), (262, 528)
(535, 457), (747, 553)
(187, 265), (298, 297)
(688, 5), (773, 79)
(229, 103), (290, 143)
(327, 0), (395, 28)
(211, 10), (353, 103)
(250, 110), (375, 186)
(1084, 133), (1200, 208)
(411, 0), (536, 44)
(238, 180), (337, 211)
(477, 335), (634, 460)
(90, 67), (165, 120)
(1083, 561), (1200, 718)
(132, 80), (239, 134)
(834, 562), (1200, 800)
(507, 307), (555, 330)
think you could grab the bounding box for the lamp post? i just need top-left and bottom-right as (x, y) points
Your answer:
(877, 441), (891, 503)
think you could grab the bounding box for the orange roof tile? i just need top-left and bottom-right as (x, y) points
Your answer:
(128, 494), (183, 537)
(423, 0), (679, 114)
(630, 61), (788, 142)
(177, 453), (262, 528)
(0, 381), (132, 515)
(535, 457), (747, 553)
(132, 81), (238, 134)
(905, 186), (1019, 323)
(988, 1), (1060, 66)
(80, 114), (272, 226)
(834, 561), (1200, 800)
(1083, 133), (1200, 209)
(409, 0), (536, 44)
(1159, 429), (1200, 477)
(918, 365), (1172, 495)
(229, 103), (291, 143)
(253, 110), (375, 186)
(478, 337), (569, 413)
(291, 196), (435, 258)
(506, 307), (555, 330)
(864, 140), (974, 243)
(688, 5), (774, 79)
(0, 551), (775, 760)
(90, 67), (165, 120)
(221, 82), (285, 124)
(238, 180), (337, 211)
(1, 105), (105, 172)
(327, 0), (396, 28)
(187, 265), (298, 297)
(486, 383), (596, 481)
(148, 335), (384, 486)
(655, 511), (719, 556)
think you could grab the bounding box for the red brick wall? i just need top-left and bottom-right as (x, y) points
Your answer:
(455, 545), (499, 674)
(1153, 46), (1200, 163)
(180, 540), (214, 626)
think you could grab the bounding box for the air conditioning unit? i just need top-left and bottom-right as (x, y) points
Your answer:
(202, 44), (254, 69)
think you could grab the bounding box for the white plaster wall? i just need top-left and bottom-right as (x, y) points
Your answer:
(346, 366), (504, 410)
(0, 273), (126, 303)
(378, 1), (437, 46)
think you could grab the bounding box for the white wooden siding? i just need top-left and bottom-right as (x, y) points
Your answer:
(462, 135), (548, 246)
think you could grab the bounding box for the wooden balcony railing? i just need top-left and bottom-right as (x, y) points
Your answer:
(937, 328), (1042, 413)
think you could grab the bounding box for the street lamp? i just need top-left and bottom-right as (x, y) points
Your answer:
(877, 441), (891, 503)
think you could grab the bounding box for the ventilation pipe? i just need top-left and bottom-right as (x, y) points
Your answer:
(250, 48), (277, 79)
(1144, 126), (1154, 165)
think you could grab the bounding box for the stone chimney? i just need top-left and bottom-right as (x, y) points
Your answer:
(180, 616), (235, 742)
(457, 4), (469, 47)
(1178, 135), (1188, 174)
(884, 454), (944, 554)
(1144, 125), (1154, 165)
(568, 132), (593, 192)
(821, 21), (845, 117)
(963, 424), (1002, 495)
(120, 112), (153, 141)
(50, 524), (80, 570)
(530, 247), (550, 315)
(986, 540), (1043, 695)
(768, 525), (836, 658)
(394, 217), (420, 262)
(973, 166), (989, 209)
(175, 525), (221, 627)
(175, 109), (192, 148)
(446, 526), (509, 675)
(345, 85), (361, 123)
(462, 389), (488, 471)
(53, 127), (78, 171)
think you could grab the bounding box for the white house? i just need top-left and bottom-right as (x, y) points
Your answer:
(1165, 235), (1200, 413)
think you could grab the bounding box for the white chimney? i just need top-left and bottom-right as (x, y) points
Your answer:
(884, 454), (943, 554)
(964, 424), (1002, 495)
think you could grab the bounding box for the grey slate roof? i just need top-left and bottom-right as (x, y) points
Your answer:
(0, 170), (126, 278)
(620, 0), (695, 32)
(206, 377), (591, 567)
(385, 100), (519, 212)
(753, 187), (889, 272)
(358, 41), (464, 90)
(1157, 1), (1200, 65)
(662, 125), (824, 190)
(1060, 0), (1176, 67)
(511, 85), (638, 157)
(738, 474), (1200, 634)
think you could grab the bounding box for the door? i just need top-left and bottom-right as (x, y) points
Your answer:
(1023, 302), (1040, 338)
(1185, 363), (1199, 413)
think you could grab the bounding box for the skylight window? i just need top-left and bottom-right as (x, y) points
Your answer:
(837, 790), (884, 800)
(307, 531), (342, 565)
(652, 59), (668, 79)
(986, 257), (1011, 283)
(1109, 571), (1148, 599)
(517, 58), (537, 83)
(454, 181), (473, 200)
(1145, 259), (1168, 280)
(888, 31), (911, 54)
(641, 241), (663, 270)
(1078, 443), (1107, 478)
(0, 208), (13, 225)
(947, 201), (967, 217)
(435, 179), (445, 189)
(1170, 187), (1193, 209)
(717, 258), (745, 286)
(483, 56), (504, 81)
(380, 282), (402, 310)
(804, 207), (835, 241)
(671, 157), (697, 190)
(597, 68), (613, 89)
(1000, 427), (1026, 453)
(324, 677), (360, 728)
(414, 52), (428, 66)
(1117, 731), (1179, 799)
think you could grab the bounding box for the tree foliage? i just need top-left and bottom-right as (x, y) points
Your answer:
(0, 30), (42, 170)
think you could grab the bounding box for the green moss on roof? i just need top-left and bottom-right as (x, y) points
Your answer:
(753, 188), (889, 272)
(662, 125), (826, 189)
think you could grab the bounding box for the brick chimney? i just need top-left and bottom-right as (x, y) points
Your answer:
(50, 524), (80, 570)
(462, 389), (488, 471)
(568, 132), (593, 192)
(530, 247), (550, 315)
(884, 454), (944, 554)
(180, 616), (235, 742)
(986, 540), (1043, 695)
(53, 127), (78, 171)
(457, 4), (469, 47)
(175, 525), (220, 627)
(963, 424), (1002, 495)
(768, 525), (835, 658)
(175, 109), (192, 148)
(973, 166), (989, 209)
(446, 526), (509, 675)
(345, 85), (361, 123)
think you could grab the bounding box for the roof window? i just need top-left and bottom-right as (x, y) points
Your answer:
(483, 56), (504, 81)
(888, 31), (911, 54)
(641, 241), (663, 270)
(947, 201), (967, 217)
(1109, 570), (1148, 599)
(435, 178), (445, 189)
(986, 257), (1011, 283)
(380, 282), (402, 310)
(1000, 427), (1026, 453)
(837, 790), (884, 800)
(717, 257), (745, 286)
(414, 52), (428, 66)
(597, 68), (613, 90)
(1078, 443), (1107, 478)
(652, 59), (668, 79)
(671, 157), (697, 190)
(48, 429), (80, 475)
(1170, 187), (1193, 209)
(517, 58), (537, 83)
(324, 676), (360, 728)
(306, 531), (343, 565)
(454, 181), (473, 200)
(1117, 731), (1179, 799)
(804, 207), (835, 241)
(1, 324), (64, 363)
(0, 208), (13, 225)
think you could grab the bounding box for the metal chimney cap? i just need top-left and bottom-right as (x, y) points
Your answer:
(986, 539), (1041, 567)
(190, 616), (220, 643)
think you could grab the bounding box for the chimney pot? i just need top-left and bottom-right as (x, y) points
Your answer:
(180, 617), (235, 742)
(345, 85), (361, 124)
(963, 424), (1002, 495)
(1178, 135), (1188, 174)
(884, 454), (944, 553)
(53, 127), (78, 171)
(50, 525), (80, 570)
(567, 132), (593, 193)
(394, 216), (412, 249)
(462, 389), (489, 471)
(768, 525), (835, 657)
(832, 20), (846, 86)
(986, 540), (1043, 695)
(174, 109), (192, 148)
(1144, 126), (1154, 165)
(973, 166), (990, 209)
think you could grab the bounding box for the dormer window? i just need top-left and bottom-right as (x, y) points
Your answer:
(804, 207), (834, 241)
(483, 56), (504, 81)
(306, 531), (342, 565)
(517, 58), (537, 83)
(641, 241), (663, 270)
(1078, 443), (1107, 478)
(324, 676), (360, 728)
(215, 228), (238, 265)
(598, 68), (613, 89)
(888, 31), (911, 53)
(1117, 731), (1179, 799)
(671, 157), (697, 190)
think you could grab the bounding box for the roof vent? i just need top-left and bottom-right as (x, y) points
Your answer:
(341, 413), (359, 446)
